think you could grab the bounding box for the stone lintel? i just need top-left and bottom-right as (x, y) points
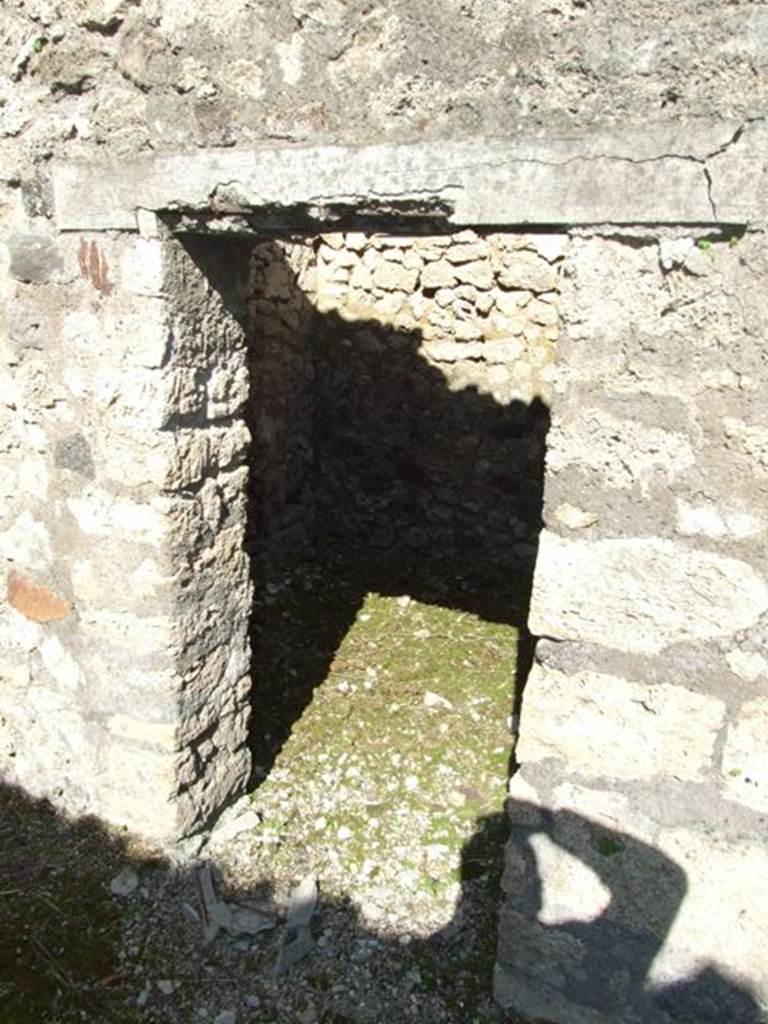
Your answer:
(51, 120), (766, 233)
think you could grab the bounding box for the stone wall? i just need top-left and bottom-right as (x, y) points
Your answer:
(0, 226), (179, 833)
(2, 1), (768, 1009)
(495, 229), (768, 1022)
(0, 221), (254, 839)
(311, 230), (557, 571)
(246, 229), (559, 574)
(248, 237), (317, 572)
(3, 0), (766, 181)
(0, 219), (562, 841)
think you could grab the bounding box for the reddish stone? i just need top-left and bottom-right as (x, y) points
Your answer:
(7, 571), (71, 623)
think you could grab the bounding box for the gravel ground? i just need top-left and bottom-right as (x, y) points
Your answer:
(1, 560), (535, 1024)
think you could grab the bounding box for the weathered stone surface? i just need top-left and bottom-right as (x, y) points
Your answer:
(7, 571), (71, 623)
(529, 532), (768, 656)
(516, 665), (725, 782)
(39, 635), (81, 690)
(420, 258), (457, 290)
(0, 4), (766, 1018)
(510, 225), (768, 1019)
(6, 233), (63, 283)
(106, 714), (177, 751)
(453, 260), (493, 289)
(371, 259), (419, 293)
(546, 408), (695, 491)
(554, 502), (598, 530)
(52, 124), (752, 234)
(66, 488), (168, 544)
(0, 513), (53, 568)
(497, 774), (768, 1022)
(721, 698), (768, 813)
(726, 649), (768, 683)
(498, 252), (558, 293)
(675, 499), (763, 540)
(121, 237), (165, 296)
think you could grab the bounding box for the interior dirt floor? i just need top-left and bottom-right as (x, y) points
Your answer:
(1, 558), (536, 1024)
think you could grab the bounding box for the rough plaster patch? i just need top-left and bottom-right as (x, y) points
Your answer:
(0, 512), (52, 567)
(726, 649), (768, 683)
(276, 33), (304, 85)
(40, 636), (81, 690)
(529, 532), (768, 655)
(516, 664), (725, 781)
(67, 488), (168, 544)
(721, 699), (768, 813)
(676, 499), (763, 539)
(547, 409), (695, 492)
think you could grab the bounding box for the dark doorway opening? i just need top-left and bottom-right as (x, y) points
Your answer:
(171, 225), (555, 1022)
(243, 232), (553, 779)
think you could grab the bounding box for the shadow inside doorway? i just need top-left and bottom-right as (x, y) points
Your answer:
(240, 236), (550, 779)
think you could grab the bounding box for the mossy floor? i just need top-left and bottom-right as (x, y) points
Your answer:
(0, 557), (527, 1024)
(246, 563), (515, 924)
(218, 557), (522, 1022)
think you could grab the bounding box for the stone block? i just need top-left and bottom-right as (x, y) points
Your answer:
(39, 636), (81, 690)
(445, 241), (489, 263)
(66, 487), (168, 544)
(726, 649), (768, 683)
(106, 714), (177, 751)
(371, 260), (419, 292)
(675, 499), (763, 540)
(529, 532), (768, 655)
(553, 502), (598, 530)
(649, 827), (768, 1010)
(99, 743), (178, 839)
(54, 432), (95, 478)
(6, 233), (63, 283)
(453, 259), (493, 289)
(6, 571), (70, 623)
(546, 407), (695, 491)
(516, 664), (724, 781)
(529, 233), (570, 263)
(420, 258), (457, 289)
(0, 513), (53, 569)
(499, 252), (557, 293)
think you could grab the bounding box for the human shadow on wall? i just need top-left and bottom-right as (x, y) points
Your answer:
(233, 235), (550, 776)
(499, 798), (766, 1024)
(3, 781), (763, 1024)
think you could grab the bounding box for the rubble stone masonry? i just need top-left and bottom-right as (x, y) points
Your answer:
(2, 1), (768, 1020)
